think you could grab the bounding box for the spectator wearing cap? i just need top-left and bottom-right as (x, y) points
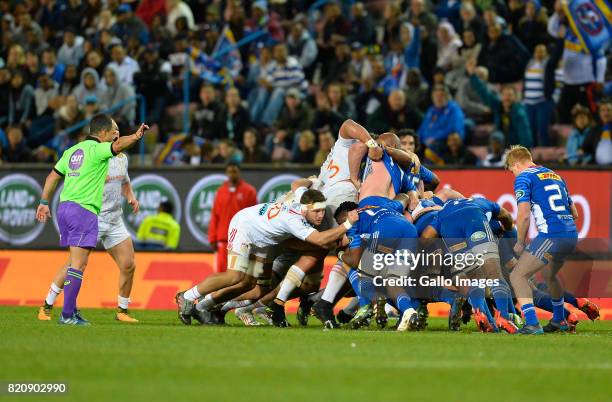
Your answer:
(349, 3), (376, 46)
(190, 84), (225, 141)
(368, 89), (423, 134)
(477, 23), (529, 84)
(73, 67), (104, 105)
(417, 84), (464, 150)
(566, 105), (595, 165)
(111, 4), (149, 45)
(581, 99), (612, 166)
(467, 59), (533, 148)
(221, 88), (251, 146)
(287, 20), (318, 79)
(107, 44), (140, 85)
(250, 43), (306, 127)
(516, 0), (549, 54)
(481, 131), (507, 167)
(439, 132), (478, 165)
(57, 27), (85, 66)
(166, 0), (195, 36)
(133, 46), (171, 125)
(100, 64), (136, 127)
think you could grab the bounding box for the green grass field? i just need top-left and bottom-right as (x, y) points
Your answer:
(1, 306), (611, 402)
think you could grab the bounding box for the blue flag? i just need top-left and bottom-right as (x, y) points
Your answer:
(212, 25), (243, 78)
(564, 0), (612, 55)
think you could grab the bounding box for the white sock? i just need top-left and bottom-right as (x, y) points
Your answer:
(118, 296), (130, 310)
(221, 300), (252, 313)
(184, 286), (202, 301)
(276, 265), (306, 303)
(45, 283), (62, 305)
(321, 263), (348, 303)
(195, 294), (215, 311)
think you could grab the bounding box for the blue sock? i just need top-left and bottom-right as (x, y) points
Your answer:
(360, 276), (376, 305)
(508, 299), (517, 315)
(521, 303), (539, 326)
(396, 295), (413, 314)
(348, 269), (371, 307)
(563, 291), (578, 308)
(468, 287), (495, 328)
(534, 289), (571, 319)
(551, 297), (565, 322)
(431, 286), (457, 306)
(491, 280), (512, 319)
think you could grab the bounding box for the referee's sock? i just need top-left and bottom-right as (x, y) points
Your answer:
(62, 268), (83, 319)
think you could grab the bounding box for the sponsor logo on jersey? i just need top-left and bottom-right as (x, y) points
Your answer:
(537, 172), (561, 181)
(69, 149), (85, 170)
(123, 175), (182, 237)
(185, 174), (226, 245)
(515, 190), (525, 199)
(0, 174), (45, 245)
(470, 231), (487, 242)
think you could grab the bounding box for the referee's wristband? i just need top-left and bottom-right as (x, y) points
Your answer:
(366, 139), (379, 149)
(343, 220), (352, 230)
(39, 199), (49, 206)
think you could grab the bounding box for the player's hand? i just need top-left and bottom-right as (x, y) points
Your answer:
(513, 241), (525, 256)
(133, 123), (149, 140)
(128, 198), (139, 214)
(347, 210), (359, 225)
(368, 145), (383, 161)
(36, 204), (51, 223)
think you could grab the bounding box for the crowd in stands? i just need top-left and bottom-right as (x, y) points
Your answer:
(0, 0), (610, 167)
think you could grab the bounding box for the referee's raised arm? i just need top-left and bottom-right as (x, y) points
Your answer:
(111, 123), (150, 154)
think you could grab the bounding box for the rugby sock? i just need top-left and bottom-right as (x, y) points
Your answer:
(491, 280), (512, 319)
(521, 303), (539, 326)
(221, 300), (252, 313)
(276, 265), (305, 303)
(533, 289), (571, 319)
(348, 269), (369, 307)
(467, 287), (494, 325)
(431, 286), (457, 306)
(359, 276), (376, 306)
(45, 283), (62, 306)
(183, 286), (202, 301)
(508, 299), (518, 315)
(321, 262), (348, 303)
(118, 296), (130, 310)
(551, 297), (565, 322)
(195, 294), (215, 312)
(563, 291), (578, 308)
(61, 268), (83, 319)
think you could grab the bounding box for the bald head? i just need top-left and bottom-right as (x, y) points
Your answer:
(378, 132), (401, 149)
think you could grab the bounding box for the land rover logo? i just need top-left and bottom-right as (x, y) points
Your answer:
(185, 174), (226, 245)
(257, 174), (300, 203)
(0, 174), (44, 245)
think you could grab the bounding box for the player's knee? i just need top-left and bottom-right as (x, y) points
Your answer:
(239, 275), (257, 291)
(121, 261), (136, 275)
(227, 270), (246, 286)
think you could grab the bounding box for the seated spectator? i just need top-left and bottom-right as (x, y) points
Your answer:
(467, 59), (533, 148)
(349, 2), (376, 46)
(190, 84), (225, 141)
(445, 28), (481, 91)
(516, 0), (549, 54)
(111, 4), (149, 45)
(82, 50), (106, 77)
(404, 69), (430, 113)
(136, 201), (181, 250)
(436, 0), (461, 30)
(481, 131), (507, 167)
(582, 99), (612, 166)
(417, 84), (465, 150)
(458, 2), (485, 42)
(59, 65), (79, 97)
(107, 44), (140, 85)
(316, 2), (350, 77)
(250, 43), (306, 127)
(314, 131), (335, 166)
(83, 95), (100, 119)
(347, 42), (370, 93)
(29, 74), (58, 147)
(41, 49), (65, 85)
(436, 21), (462, 72)
(221, 88), (250, 145)
(24, 51), (41, 87)
(133, 46), (171, 125)
(477, 23), (529, 84)
(439, 132), (478, 165)
(55, 95), (84, 134)
(273, 88), (314, 150)
(2, 125), (33, 163)
(7, 69), (35, 127)
(327, 82), (356, 121)
(73, 67), (104, 105)
(455, 66), (492, 123)
(241, 128), (268, 163)
(566, 105), (595, 165)
(57, 27), (84, 66)
(291, 130), (316, 164)
(215, 139), (243, 164)
(312, 91), (344, 135)
(6, 44), (26, 72)
(166, 0), (195, 37)
(287, 20), (317, 79)
(406, 0), (438, 37)
(0, 68), (10, 127)
(325, 40), (351, 86)
(100, 65), (136, 128)
(367, 89), (422, 133)
(34, 74), (58, 117)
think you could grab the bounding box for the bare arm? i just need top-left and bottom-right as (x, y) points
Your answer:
(339, 119), (373, 143)
(36, 170), (63, 222)
(384, 146), (420, 172)
(349, 141), (368, 188)
(122, 181), (139, 214)
(570, 203), (578, 220)
(305, 210), (358, 247)
(425, 173), (440, 192)
(112, 123), (149, 154)
(291, 178), (313, 192)
(515, 202), (531, 247)
(497, 207), (514, 232)
(435, 187), (465, 202)
(340, 246), (364, 268)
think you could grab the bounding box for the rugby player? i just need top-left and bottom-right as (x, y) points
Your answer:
(36, 114), (149, 325)
(38, 153), (140, 323)
(174, 188), (359, 325)
(506, 146), (579, 334)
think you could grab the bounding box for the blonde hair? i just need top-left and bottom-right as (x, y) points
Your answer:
(505, 145), (532, 168)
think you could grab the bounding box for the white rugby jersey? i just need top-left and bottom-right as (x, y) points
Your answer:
(99, 154), (130, 223)
(235, 202), (316, 248)
(318, 136), (357, 193)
